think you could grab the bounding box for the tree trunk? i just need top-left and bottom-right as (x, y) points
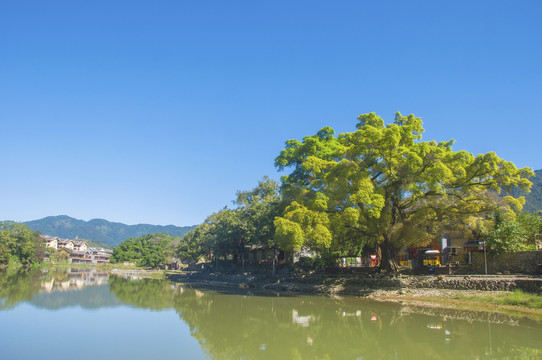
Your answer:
(379, 238), (399, 272)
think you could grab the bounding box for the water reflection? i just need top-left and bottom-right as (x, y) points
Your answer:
(1, 270), (542, 359)
(40, 268), (109, 292)
(0, 268), (118, 310)
(0, 268), (43, 310)
(109, 277), (542, 360)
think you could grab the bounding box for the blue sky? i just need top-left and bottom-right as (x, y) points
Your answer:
(1, 0), (541, 226)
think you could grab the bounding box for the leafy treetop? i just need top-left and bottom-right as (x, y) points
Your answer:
(274, 112), (533, 270)
(111, 233), (179, 268)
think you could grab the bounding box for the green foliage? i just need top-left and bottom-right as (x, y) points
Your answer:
(177, 223), (211, 262)
(505, 169), (542, 213)
(482, 211), (540, 255)
(177, 177), (283, 262)
(0, 222), (43, 268)
(111, 233), (179, 268)
(172, 112), (533, 271)
(454, 290), (542, 309)
(49, 249), (70, 263)
(274, 201), (331, 250)
(274, 112), (533, 270)
(274, 216), (304, 250)
(296, 253), (336, 270)
(235, 176), (283, 247)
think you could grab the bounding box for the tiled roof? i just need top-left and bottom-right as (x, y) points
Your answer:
(71, 250), (88, 256)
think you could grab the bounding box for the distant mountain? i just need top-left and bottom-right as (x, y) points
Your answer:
(24, 215), (197, 247)
(505, 169), (542, 213)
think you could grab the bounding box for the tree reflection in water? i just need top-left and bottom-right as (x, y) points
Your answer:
(0, 269), (42, 310)
(108, 276), (542, 360)
(2, 271), (541, 359)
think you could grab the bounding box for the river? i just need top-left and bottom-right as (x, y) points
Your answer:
(1, 268), (541, 359)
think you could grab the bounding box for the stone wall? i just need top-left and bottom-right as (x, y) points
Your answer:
(471, 251), (542, 275)
(408, 275), (542, 293)
(314, 274), (542, 293)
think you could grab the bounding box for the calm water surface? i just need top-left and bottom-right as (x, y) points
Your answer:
(1, 268), (541, 360)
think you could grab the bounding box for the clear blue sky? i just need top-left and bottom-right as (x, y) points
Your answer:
(1, 0), (541, 226)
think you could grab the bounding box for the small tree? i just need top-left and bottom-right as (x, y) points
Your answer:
(0, 222), (42, 266)
(177, 178), (283, 264)
(482, 211), (540, 255)
(112, 233), (178, 268)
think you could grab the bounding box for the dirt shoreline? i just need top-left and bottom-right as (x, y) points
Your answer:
(166, 270), (542, 293)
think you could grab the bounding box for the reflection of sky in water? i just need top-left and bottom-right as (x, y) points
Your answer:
(0, 301), (204, 360)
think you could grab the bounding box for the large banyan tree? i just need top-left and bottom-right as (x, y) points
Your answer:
(274, 112), (533, 270)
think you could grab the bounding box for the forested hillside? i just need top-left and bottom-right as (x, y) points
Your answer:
(24, 215), (196, 247)
(507, 169), (542, 213)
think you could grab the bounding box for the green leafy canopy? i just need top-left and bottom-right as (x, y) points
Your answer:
(274, 112), (533, 269)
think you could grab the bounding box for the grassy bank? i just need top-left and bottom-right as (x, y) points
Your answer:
(451, 290), (542, 309)
(373, 289), (542, 321)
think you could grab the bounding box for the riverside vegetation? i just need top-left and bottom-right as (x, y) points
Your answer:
(0, 222), (43, 271)
(177, 112), (537, 270)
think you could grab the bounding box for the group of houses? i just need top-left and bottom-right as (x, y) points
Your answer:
(395, 229), (486, 269)
(223, 227), (541, 274)
(41, 235), (113, 264)
(396, 227), (542, 273)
